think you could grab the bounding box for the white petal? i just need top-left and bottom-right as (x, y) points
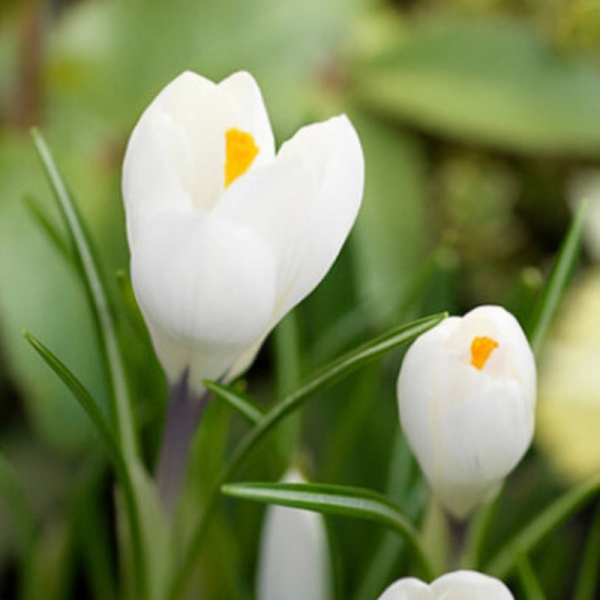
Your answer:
(218, 71), (275, 161)
(257, 468), (332, 600)
(431, 571), (514, 600)
(377, 578), (433, 600)
(130, 209), (277, 390)
(274, 114), (364, 318)
(122, 108), (194, 246)
(125, 71), (275, 221)
(214, 156), (316, 321)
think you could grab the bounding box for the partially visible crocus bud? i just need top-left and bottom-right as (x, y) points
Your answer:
(397, 305), (536, 519)
(256, 468), (332, 600)
(378, 571), (515, 600)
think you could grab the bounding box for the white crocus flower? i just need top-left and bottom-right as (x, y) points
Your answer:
(123, 71), (364, 391)
(397, 305), (536, 519)
(378, 571), (514, 600)
(256, 468), (332, 600)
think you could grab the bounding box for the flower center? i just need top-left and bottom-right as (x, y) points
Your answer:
(470, 336), (499, 370)
(225, 128), (259, 187)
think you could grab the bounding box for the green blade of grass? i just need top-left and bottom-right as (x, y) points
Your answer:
(222, 481), (435, 580)
(515, 554), (547, 600)
(31, 129), (138, 462)
(23, 331), (149, 600)
(170, 312), (446, 599)
(203, 380), (265, 425)
(528, 202), (587, 354)
(486, 470), (600, 579)
(573, 502), (600, 600)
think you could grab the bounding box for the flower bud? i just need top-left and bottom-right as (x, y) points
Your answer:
(378, 570), (514, 600)
(397, 305), (536, 519)
(122, 71), (364, 391)
(256, 468), (332, 600)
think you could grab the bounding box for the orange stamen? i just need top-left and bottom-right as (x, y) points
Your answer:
(470, 336), (499, 370)
(225, 128), (259, 187)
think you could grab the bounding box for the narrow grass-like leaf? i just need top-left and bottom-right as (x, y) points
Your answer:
(171, 313), (446, 599)
(574, 502), (600, 600)
(31, 129), (138, 461)
(222, 482), (435, 579)
(0, 452), (35, 554)
(515, 554), (547, 600)
(24, 331), (152, 599)
(203, 381), (264, 425)
(227, 313), (446, 473)
(486, 470), (600, 578)
(24, 331), (120, 464)
(528, 202), (587, 354)
(24, 195), (72, 262)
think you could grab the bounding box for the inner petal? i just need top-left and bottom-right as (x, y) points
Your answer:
(471, 335), (499, 370)
(225, 128), (259, 187)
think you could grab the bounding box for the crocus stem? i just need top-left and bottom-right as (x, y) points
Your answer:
(156, 371), (210, 514)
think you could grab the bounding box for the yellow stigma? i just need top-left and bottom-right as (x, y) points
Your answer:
(470, 336), (499, 370)
(225, 128), (259, 187)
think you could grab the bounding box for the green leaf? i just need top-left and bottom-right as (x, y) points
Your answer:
(23, 331), (121, 462)
(528, 201), (587, 354)
(23, 195), (73, 263)
(227, 313), (446, 474)
(203, 381), (265, 425)
(486, 470), (600, 579)
(573, 502), (600, 600)
(31, 129), (138, 461)
(23, 331), (120, 466)
(23, 331), (151, 600)
(356, 17), (600, 156)
(170, 313), (446, 599)
(222, 481), (435, 579)
(515, 554), (547, 600)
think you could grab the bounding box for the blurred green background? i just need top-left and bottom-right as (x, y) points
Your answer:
(1, 0), (600, 598)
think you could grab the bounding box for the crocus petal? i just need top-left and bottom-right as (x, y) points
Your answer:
(257, 468), (332, 600)
(275, 114), (364, 319)
(431, 571), (514, 600)
(378, 578), (433, 600)
(123, 71), (275, 225)
(130, 209), (277, 389)
(214, 156), (315, 317)
(397, 305), (536, 519)
(377, 571), (514, 600)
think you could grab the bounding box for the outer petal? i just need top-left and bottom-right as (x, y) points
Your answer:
(256, 468), (332, 600)
(214, 156), (315, 321)
(431, 571), (514, 600)
(130, 209), (277, 390)
(377, 578), (433, 600)
(274, 114), (364, 319)
(123, 71), (275, 232)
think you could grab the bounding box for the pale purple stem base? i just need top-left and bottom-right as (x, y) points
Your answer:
(156, 370), (211, 515)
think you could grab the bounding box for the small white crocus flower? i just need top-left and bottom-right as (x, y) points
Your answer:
(256, 468), (332, 600)
(122, 70), (364, 391)
(378, 571), (515, 600)
(397, 305), (536, 519)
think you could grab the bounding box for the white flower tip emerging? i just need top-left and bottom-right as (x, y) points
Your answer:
(397, 305), (536, 519)
(256, 468), (332, 600)
(122, 70), (364, 391)
(378, 571), (515, 600)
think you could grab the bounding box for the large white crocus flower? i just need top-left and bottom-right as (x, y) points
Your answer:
(256, 468), (332, 600)
(123, 71), (364, 391)
(377, 571), (514, 600)
(397, 305), (536, 519)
